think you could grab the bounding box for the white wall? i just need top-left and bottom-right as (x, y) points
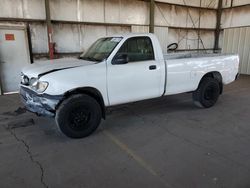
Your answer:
(154, 3), (217, 28)
(222, 27), (250, 75)
(222, 5), (250, 28)
(156, 0), (218, 9)
(29, 23), (130, 54)
(0, 0), (45, 19)
(50, 0), (149, 25)
(1, 0), (247, 54)
(29, 23), (48, 53)
(222, 0), (250, 8)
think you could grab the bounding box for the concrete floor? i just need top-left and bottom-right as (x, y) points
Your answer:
(0, 76), (250, 188)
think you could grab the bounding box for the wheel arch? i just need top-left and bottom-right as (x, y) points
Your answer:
(199, 71), (223, 94)
(57, 87), (106, 119)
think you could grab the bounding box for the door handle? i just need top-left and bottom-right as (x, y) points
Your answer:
(149, 65), (157, 70)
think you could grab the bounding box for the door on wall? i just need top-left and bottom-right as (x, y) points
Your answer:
(0, 26), (30, 94)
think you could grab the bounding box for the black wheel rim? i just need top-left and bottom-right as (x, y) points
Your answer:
(204, 85), (216, 100)
(68, 107), (91, 131)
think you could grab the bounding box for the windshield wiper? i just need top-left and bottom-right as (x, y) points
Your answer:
(79, 56), (100, 62)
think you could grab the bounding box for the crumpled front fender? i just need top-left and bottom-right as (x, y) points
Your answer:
(20, 86), (63, 117)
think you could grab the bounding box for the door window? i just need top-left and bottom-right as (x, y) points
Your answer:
(117, 37), (155, 62)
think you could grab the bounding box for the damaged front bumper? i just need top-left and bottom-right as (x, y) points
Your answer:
(20, 86), (63, 117)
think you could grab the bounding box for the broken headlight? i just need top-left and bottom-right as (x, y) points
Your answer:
(30, 78), (49, 93)
(21, 73), (29, 85)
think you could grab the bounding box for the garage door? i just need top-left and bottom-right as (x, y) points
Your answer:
(0, 26), (30, 94)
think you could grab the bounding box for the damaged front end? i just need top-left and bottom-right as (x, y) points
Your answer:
(20, 86), (63, 117)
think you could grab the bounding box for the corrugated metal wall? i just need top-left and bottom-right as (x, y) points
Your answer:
(154, 27), (168, 53)
(131, 26), (168, 53)
(222, 5), (250, 29)
(0, 0), (220, 55)
(0, 0), (249, 56)
(29, 24), (131, 54)
(131, 25), (149, 33)
(222, 27), (250, 75)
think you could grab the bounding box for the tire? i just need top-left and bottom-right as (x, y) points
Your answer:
(192, 77), (220, 108)
(55, 94), (102, 138)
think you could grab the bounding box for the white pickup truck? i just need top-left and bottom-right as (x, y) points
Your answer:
(20, 33), (239, 138)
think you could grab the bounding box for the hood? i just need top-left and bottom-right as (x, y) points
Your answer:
(22, 58), (94, 78)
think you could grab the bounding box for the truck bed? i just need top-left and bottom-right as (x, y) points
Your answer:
(164, 52), (239, 96)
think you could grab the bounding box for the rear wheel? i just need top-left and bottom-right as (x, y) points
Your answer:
(55, 94), (102, 138)
(193, 77), (220, 108)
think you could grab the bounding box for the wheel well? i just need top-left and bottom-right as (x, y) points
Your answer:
(200, 72), (223, 94)
(60, 87), (106, 119)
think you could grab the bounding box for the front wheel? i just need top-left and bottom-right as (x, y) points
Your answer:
(55, 94), (102, 138)
(193, 77), (220, 108)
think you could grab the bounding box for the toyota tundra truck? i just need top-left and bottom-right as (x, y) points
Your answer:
(20, 33), (239, 138)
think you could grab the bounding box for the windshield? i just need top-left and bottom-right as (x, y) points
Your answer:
(79, 37), (122, 62)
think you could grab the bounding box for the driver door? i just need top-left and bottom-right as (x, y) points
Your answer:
(107, 36), (162, 105)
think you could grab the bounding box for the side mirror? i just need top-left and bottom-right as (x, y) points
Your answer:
(112, 54), (128, 65)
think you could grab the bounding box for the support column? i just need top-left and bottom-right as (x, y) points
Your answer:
(45, 0), (54, 59)
(149, 0), (155, 33)
(214, 0), (223, 52)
